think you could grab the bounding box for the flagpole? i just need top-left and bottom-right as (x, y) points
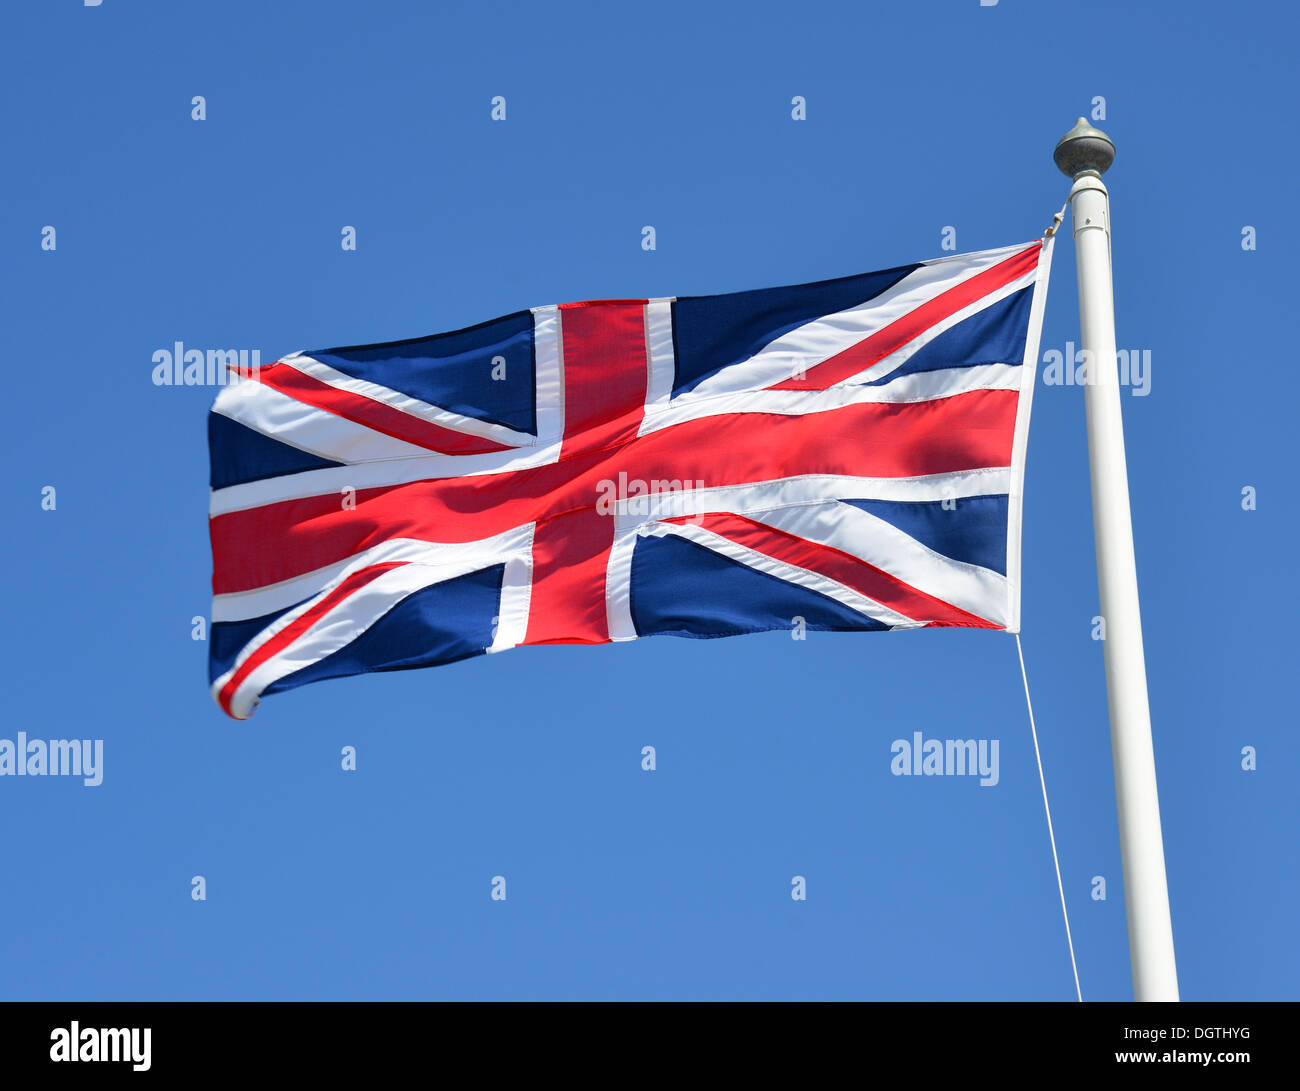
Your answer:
(1053, 119), (1179, 1002)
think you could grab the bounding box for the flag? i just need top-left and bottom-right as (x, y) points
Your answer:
(208, 239), (1054, 718)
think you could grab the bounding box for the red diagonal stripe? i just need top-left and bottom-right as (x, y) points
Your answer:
(217, 561), (407, 717)
(769, 242), (1042, 391)
(256, 362), (513, 455)
(663, 513), (998, 629)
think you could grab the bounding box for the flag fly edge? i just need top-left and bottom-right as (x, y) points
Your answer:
(1004, 231), (1057, 635)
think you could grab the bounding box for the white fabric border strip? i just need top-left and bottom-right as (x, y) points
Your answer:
(1004, 235), (1056, 635)
(489, 534), (536, 653)
(643, 299), (676, 418)
(531, 305), (566, 450)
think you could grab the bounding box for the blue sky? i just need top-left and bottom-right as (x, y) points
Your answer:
(1, 0), (1295, 1001)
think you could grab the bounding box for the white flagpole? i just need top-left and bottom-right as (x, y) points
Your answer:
(1054, 119), (1179, 1002)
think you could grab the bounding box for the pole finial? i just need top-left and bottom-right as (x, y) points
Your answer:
(1054, 117), (1115, 178)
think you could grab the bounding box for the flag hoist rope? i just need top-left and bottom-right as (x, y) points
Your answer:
(1016, 633), (1083, 1002)
(1014, 197), (1081, 1002)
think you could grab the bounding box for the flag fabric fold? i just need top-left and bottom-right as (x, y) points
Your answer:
(208, 238), (1054, 718)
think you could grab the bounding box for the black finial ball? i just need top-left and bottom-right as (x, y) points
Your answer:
(1054, 117), (1116, 177)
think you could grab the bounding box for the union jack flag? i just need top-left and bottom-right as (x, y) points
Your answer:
(208, 239), (1054, 718)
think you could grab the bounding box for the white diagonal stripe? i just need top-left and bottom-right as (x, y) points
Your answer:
(212, 525), (536, 718)
(681, 242), (1030, 400)
(643, 521), (917, 630)
(284, 353), (537, 447)
(214, 377), (435, 464)
(744, 502), (1008, 627)
(828, 267), (1036, 388)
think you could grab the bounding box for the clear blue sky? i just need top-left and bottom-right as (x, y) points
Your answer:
(1, 0), (1294, 1001)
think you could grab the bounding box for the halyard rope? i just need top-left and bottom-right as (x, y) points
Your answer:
(1016, 632), (1083, 1001)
